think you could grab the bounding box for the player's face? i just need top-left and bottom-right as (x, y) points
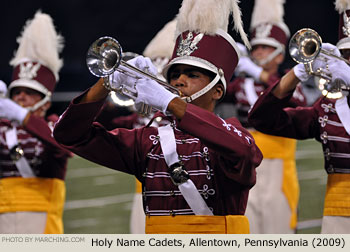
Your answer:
(169, 65), (212, 95)
(341, 49), (350, 61)
(11, 87), (43, 108)
(168, 64), (221, 110)
(251, 44), (282, 71)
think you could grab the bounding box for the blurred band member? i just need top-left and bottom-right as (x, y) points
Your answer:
(223, 0), (306, 233)
(248, 0), (350, 234)
(0, 11), (71, 234)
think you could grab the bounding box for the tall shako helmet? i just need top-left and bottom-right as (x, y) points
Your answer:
(162, 0), (250, 103)
(249, 0), (290, 66)
(8, 10), (64, 112)
(335, 0), (350, 50)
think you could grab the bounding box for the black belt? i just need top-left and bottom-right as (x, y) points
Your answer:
(327, 166), (350, 174)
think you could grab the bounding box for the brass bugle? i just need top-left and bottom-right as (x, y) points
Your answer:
(289, 28), (350, 98)
(289, 28), (350, 66)
(86, 36), (181, 96)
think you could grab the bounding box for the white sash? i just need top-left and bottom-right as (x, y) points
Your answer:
(5, 127), (35, 178)
(158, 124), (213, 215)
(335, 97), (350, 135)
(243, 78), (259, 106)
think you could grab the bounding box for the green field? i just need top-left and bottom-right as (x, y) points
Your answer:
(63, 139), (326, 234)
(295, 139), (325, 234)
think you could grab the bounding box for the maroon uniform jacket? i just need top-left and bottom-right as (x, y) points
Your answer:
(111, 112), (166, 129)
(0, 114), (71, 179)
(53, 91), (263, 216)
(248, 83), (350, 174)
(225, 73), (306, 127)
(112, 112), (140, 129)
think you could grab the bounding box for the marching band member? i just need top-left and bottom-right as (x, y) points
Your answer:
(53, 0), (262, 234)
(248, 0), (350, 234)
(0, 11), (71, 233)
(223, 0), (306, 233)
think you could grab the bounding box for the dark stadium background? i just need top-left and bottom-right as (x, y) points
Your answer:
(0, 0), (338, 115)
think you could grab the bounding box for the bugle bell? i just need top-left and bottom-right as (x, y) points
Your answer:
(289, 28), (350, 98)
(86, 36), (181, 100)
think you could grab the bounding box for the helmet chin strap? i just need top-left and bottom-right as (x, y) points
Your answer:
(253, 47), (283, 66)
(27, 92), (51, 112)
(182, 70), (225, 103)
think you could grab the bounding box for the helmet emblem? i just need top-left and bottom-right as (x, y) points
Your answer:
(19, 62), (41, 80)
(177, 32), (204, 56)
(342, 12), (350, 37)
(255, 23), (273, 38)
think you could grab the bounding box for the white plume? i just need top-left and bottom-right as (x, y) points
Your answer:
(175, 0), (250, 48)
(251, 0), (286, 27)
(9, 10), (64, 80)
(335, 0), (350, 13)
(143, 19), (177, 59)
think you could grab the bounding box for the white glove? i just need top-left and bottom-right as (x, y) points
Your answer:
(321, 43), (341, 57)
(0, 98), (29, 124)
(134, 78), (178, 114)
(110, 56), (158, 91)
(0, 80), (7, 97)
(327, 58), (350, 86)
(294, 43), (340, 82)
(235, 56), (263, 81)
(293, 63), (311, 82)
(236, 42), (248, 57)
(313, 43), (341, 71)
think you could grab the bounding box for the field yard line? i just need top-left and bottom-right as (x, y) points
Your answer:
(93, 175), (117, 185)
(65, 218), (99, 229)
(295, 149), (323, 159)
(298, 169), (325, 180)
(67, 167), (119, 178)
(72, 155), (87, 160)
(297, 218), (322, 230)
(64, 193), (134, 210)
